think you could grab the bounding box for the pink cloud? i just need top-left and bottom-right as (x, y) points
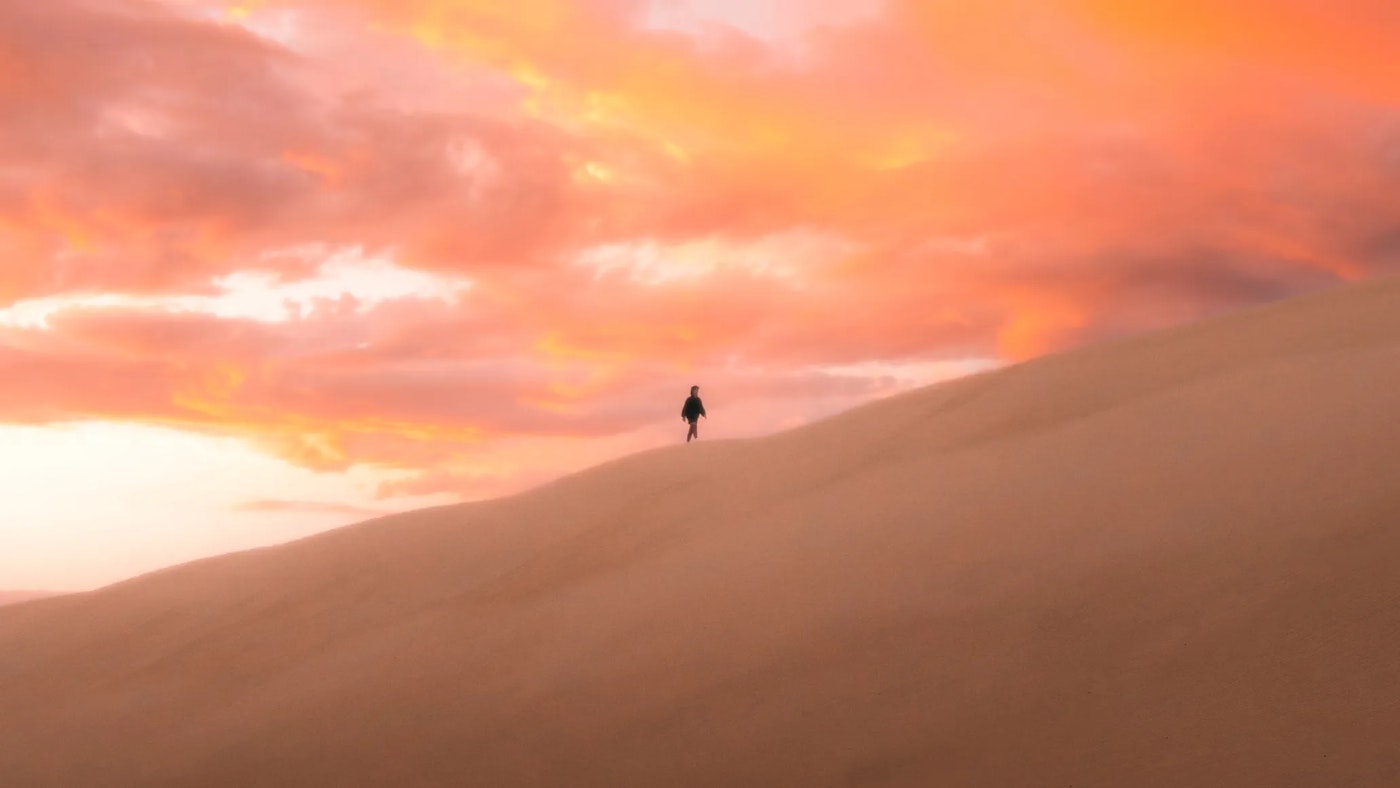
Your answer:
(3, 0), (1400, 495)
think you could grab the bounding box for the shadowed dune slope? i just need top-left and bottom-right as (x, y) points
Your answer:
(3, 277), (1400, 787)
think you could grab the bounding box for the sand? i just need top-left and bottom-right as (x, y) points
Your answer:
(2, 276), (1399, 787)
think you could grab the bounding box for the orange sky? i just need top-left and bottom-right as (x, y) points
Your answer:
(3, 0), (1399, 589)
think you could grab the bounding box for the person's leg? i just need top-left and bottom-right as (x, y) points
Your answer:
(687, 420), (698, 442)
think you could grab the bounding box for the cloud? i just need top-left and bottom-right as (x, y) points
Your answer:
(5, 0), (1400, 495)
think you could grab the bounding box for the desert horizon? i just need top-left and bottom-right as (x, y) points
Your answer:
(0, 268), (1377, 597)
(0, 591), (60, 608)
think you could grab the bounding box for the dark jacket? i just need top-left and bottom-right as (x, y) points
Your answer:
(682, 395), (706, 422)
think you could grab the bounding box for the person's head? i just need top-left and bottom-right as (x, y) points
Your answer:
(690, 385), (699, 396)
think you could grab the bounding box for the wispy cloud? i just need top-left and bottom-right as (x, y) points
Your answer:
(233, 499), (392, 519)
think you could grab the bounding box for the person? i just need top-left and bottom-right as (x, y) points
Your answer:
(681, 385), (706, 443)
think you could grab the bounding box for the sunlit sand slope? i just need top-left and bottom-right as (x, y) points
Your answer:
(2, 277), (1399, 787)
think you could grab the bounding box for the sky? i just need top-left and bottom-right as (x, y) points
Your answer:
(3, 0), (1399, 590)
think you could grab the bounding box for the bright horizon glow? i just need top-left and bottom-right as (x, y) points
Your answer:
(0, 423), (455, 591)
(3, 0), (1395, 590)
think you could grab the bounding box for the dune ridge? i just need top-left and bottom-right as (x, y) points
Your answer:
(2, 277), (1400, 786)
(0, 591), (57, 608)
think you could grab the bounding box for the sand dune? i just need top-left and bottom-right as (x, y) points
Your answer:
(3, 277), (1400, 787)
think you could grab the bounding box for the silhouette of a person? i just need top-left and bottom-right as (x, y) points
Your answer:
(681, 385), (706, 443)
